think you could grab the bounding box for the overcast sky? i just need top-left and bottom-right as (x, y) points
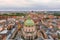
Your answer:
(0, 0), (60, 11)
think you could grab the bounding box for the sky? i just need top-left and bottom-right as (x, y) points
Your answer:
(0, 0), (60, 11)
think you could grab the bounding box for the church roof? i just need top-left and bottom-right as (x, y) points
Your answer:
(24, 18), (35, 26)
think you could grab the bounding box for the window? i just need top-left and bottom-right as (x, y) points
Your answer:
(25, 31), (34, 34)
(25, 25), (34, 27)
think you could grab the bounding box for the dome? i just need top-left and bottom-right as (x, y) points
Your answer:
(24, 18), (35, 26)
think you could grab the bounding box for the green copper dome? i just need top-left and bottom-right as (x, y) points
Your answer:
(24, 18), (35, 26)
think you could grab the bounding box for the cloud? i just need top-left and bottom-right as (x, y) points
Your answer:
(0, 0), (29, 7)
(0, 0), (60, 10)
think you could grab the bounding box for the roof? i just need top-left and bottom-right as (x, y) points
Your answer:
(24, 18), (35, 26)
(0, 20), (6, 23)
